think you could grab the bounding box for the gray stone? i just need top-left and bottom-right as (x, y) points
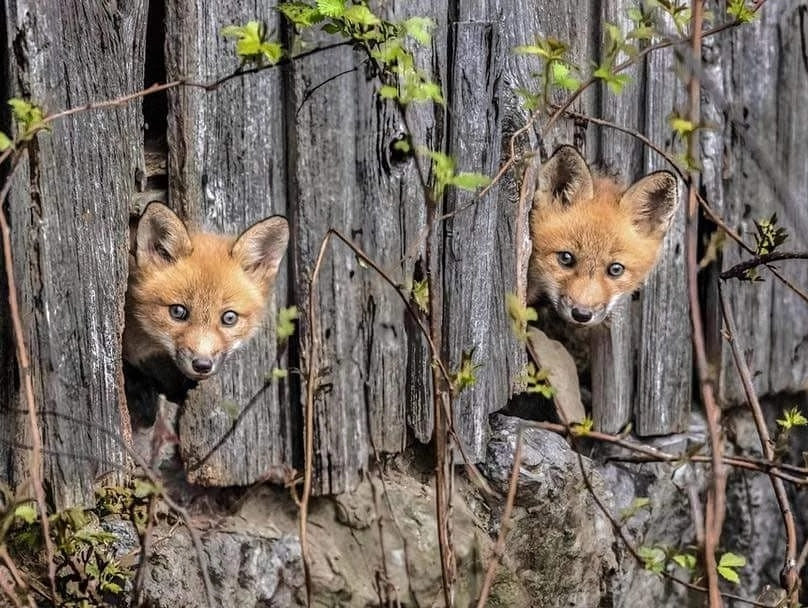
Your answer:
(483, 414), (618, 607)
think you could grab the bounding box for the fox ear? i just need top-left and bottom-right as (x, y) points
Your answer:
(620, 171), (678, 235)
(135, 202), (192, 266)
(535, 145), (594, 209)
(231, 215), (290, 289)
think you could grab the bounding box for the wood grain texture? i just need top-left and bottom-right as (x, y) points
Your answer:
(0, 1), (146, 507)
(634, 20), (691, 436)
(164, 0), (295, 485)
(714, 4), (808, 403)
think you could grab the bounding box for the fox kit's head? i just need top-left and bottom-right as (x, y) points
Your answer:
(125, 202), (289, 381)
(528, 145), (678, 326)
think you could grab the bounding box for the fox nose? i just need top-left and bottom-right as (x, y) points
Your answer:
(571, 307), (593, 323)
(191, 357), (214, 375)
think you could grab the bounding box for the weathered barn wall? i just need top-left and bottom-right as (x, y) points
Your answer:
(0, 0), (803, 505)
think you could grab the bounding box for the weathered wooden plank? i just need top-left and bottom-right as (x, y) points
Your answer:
(767, 5), (808, 392)
(443, 14), (523, 460)
(287, 35), (370, 494)
(591, 0), (644, 434)
(715, 6), (797, 403)
(164, 0), (294, 485)
(634, 21), (691, 436)
(0, 2), (146, 508)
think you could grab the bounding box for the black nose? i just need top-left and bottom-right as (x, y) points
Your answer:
(191, 357), (214, 374)
(571, 307), (593, 323)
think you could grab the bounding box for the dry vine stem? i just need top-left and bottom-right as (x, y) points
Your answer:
(719, 286), (799, 601)
(684, 4), (726, 606)
(0, 149), (58, 602)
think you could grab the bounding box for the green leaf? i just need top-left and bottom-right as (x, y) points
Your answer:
(718, 552), (747, 568)
(277, 306), (299, 341)
(550, 62), (580, 91)
(271, 367), (288, 380)
(668, 115), (696, 136)
(593, 65), (631, 94)
(505, 293), (537, 341)
(403, 17), (434, 45)
(0, 131), (12, 151)
(452, 349), (481, 394)
(14, 503), (37, 524)
(277, 3), (325, 29)
(571, 416), (594, 436)
(717, 552), (746, 584)
(717, 566), (741, 584)
(673, 553), (697, 570)
(411, 278), (429, 313)
(343, 4), (380, 26)
(777, 406), (808, 429)
(222, 21), (283, 65)
(637, 546), (667, 574)
(727, 0), (756, 23)
(379, 84), (399, 99)
(316, 0), (344, 18)
(449, 172), (490, 191)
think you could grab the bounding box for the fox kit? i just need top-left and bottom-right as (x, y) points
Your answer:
(124, 202), (289, 386)
(527, 145), (678, 325)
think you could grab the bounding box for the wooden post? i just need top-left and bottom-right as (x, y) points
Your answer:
(0, 1), (146, 508)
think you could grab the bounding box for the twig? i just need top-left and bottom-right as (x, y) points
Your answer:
(0, 150), (58, 601)
(719, 251), (808, 280)
(719, 286), (799, 601)
(683, 4), (725, 606)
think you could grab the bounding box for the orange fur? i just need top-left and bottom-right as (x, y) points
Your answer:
(527, 146), (678, 325)
(124, 203), (289, 381)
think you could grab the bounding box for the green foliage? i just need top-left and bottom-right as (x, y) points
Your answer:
(221, 21), (283, 65)
(513, 37), (580, 109)
(672, 552), (697, 571)
(570, 416), (594, 436)
(653, 0), (693, 35)
(505, 293), (538, 342)
(516, 362), (554, 399)
(727, 0), (757, 23)
(0, 98), (50, 148)
(419, 148), (490, 201)
(411, 278), (429, 313)
(638, 545), (667, 574)
(8, 500), (134, 607)
(738, 213), (789, 281)
(753, 213), (788, 256)
(717, 552), (746, 584)
(278, 0), (439, 106)
(452, 349), (481, 394)
(777, 406), (808, 430)
(277, 305), (300, 342)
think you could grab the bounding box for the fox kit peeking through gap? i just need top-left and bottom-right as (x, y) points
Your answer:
(123, 202), (289, 385)
(527, 145), (678, 325)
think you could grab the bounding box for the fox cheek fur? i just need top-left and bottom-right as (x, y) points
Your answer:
(527, 145), (678, 326)
(123, 202), (290, 382)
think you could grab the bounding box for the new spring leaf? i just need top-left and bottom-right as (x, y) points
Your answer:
(222, 21), (283, 65)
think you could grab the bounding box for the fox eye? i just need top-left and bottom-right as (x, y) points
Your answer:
(221, 310), (239, 326)
(607, 262), (625, 277)
(557, 251), (576, 267)
(169, 304), (188, 321)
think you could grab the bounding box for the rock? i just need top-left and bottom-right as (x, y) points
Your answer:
(483, 413), (618, 607)
(136, 472), (489, 607)
(139, 522), (303, 607)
